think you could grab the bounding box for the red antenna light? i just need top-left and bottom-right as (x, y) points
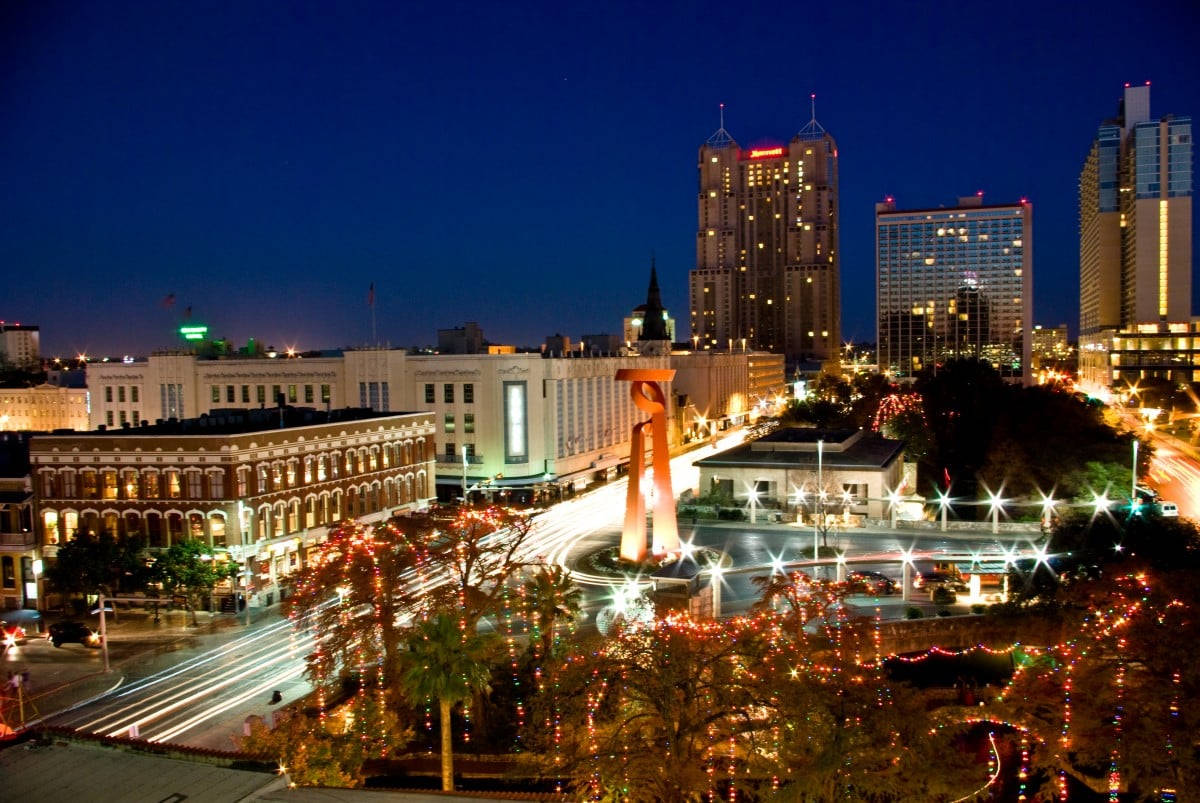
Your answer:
(976, 190), (984, 197)
(1125, 82), (1131, 88)
(1145, 80), (1151, 85)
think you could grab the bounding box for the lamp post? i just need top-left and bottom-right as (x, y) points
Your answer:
(1131, 439), (1138, 502)
(815, 439), (824, 559)
(1040, 493), (1057, 530)
(709, 564), (723, 618)
(238, 500), (252, 626)
(936, 490), (951, 532)
(887, 488), (902, 530)
(746, 484), (759, 524)
(460, 445), (469, 503)
(987, 491), (1005, 534)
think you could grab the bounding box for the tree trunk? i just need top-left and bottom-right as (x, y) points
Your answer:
(440, 697), (454, 792)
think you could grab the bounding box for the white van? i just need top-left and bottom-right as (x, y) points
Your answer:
(1157, 501), (1179, 518)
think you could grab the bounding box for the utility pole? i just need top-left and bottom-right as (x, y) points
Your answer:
(98, 592), (109, 673)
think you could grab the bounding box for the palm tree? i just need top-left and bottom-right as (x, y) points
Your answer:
(398, 614), (495, 792)
(523, 565), (582, 661)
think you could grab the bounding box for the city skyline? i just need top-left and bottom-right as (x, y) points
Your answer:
(3, 1), (1198, 358)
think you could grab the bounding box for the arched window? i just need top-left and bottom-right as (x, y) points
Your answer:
(166, 512), (184, 545)
(257, 506), (271, 540)
(145, 512), (163, 547)
(304, 457), (314, 484)
(209, 513), (226, 545)
(188, 512), (205, 539)
(101, 470), (118, 500)
(317, 455), (328, 482)
(287, 500), (299, 532)
(273, 503), (285, 536)
(122, 469), (139, 499)
(305, 497), (315, 528)
(42, 510), (59, 545)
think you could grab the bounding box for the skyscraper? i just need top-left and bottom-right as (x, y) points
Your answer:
(689, 104), (840, 367)
(1078, 84), (1194, 389)
(875, 196), (1033, 383)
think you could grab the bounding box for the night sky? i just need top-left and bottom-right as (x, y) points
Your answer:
(3, 1), (1198, 359)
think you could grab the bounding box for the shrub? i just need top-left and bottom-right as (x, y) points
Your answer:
(970, 603), (987, 615)
(905, 607), (924, 620)
(936, 608), (952, 617)
(931, 586), (957, 605)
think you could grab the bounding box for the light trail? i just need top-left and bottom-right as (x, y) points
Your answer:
(103, 647), (299, 738)
(148, 661), (307, 743)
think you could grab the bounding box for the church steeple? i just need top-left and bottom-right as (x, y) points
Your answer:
(639, 254), (669, 342)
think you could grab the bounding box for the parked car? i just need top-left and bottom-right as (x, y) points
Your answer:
(1, 622), (26, 648)
(913, 571), (968, 593)
(848, 570), (897, 595)
(48, 621), (101, 648)
(1156, 501), (1179, 518)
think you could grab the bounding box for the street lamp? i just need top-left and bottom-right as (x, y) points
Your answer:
(709, 562), (724, 618)
(1130, 439), (1138, 503)
(745, 483), (759, 524)
(936, 490), (952, 532)
(986, 490), (1006, 534)
(1092, 491), (1112, 517)
(460, 445), (469, 503)
(886, 487), (903, 530)
(238, 500), (252, 626)
(815, 439), (825, 559)
(1039, 492), (1057, 530)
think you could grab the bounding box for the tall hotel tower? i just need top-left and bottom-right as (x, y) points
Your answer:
(875, 195), (1033, 383)
(1078, 84), (1194, 389)
(690, 104), (840, 367)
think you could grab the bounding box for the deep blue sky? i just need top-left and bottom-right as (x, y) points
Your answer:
(3, 0), (1198, 358)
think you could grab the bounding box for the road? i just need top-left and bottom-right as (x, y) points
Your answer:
(1144, 435), (1200, 520)
(44, 431), (1025, 748)
(46, 611), (312, 749)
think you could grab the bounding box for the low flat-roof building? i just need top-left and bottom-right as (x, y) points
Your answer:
(695, 427), (905, 519)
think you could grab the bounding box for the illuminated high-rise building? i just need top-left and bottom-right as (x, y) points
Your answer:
(690, 103), (840, 366)
(1078, 83), (1194, 388)
(875, 196), (1033, 382)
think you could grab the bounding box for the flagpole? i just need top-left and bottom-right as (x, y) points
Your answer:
(369, 283), (377, 346)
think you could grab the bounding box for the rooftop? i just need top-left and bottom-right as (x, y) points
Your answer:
(697, 427), (904, 471)
(39, 407), (421, 438)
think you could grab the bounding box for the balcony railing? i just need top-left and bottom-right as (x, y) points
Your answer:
(0, 532), (37, 548)
(436, 454), (484, 466)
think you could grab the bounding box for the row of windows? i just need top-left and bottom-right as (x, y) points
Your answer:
(425, 383), (475, 404)
(442, 412), (475, 434)
(37, 441), (434, 501)
(105, 410), (141, 427)
(211, 383), (332, 406)
(104, 385), (139, 404)
(40, 473), (430, 547)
